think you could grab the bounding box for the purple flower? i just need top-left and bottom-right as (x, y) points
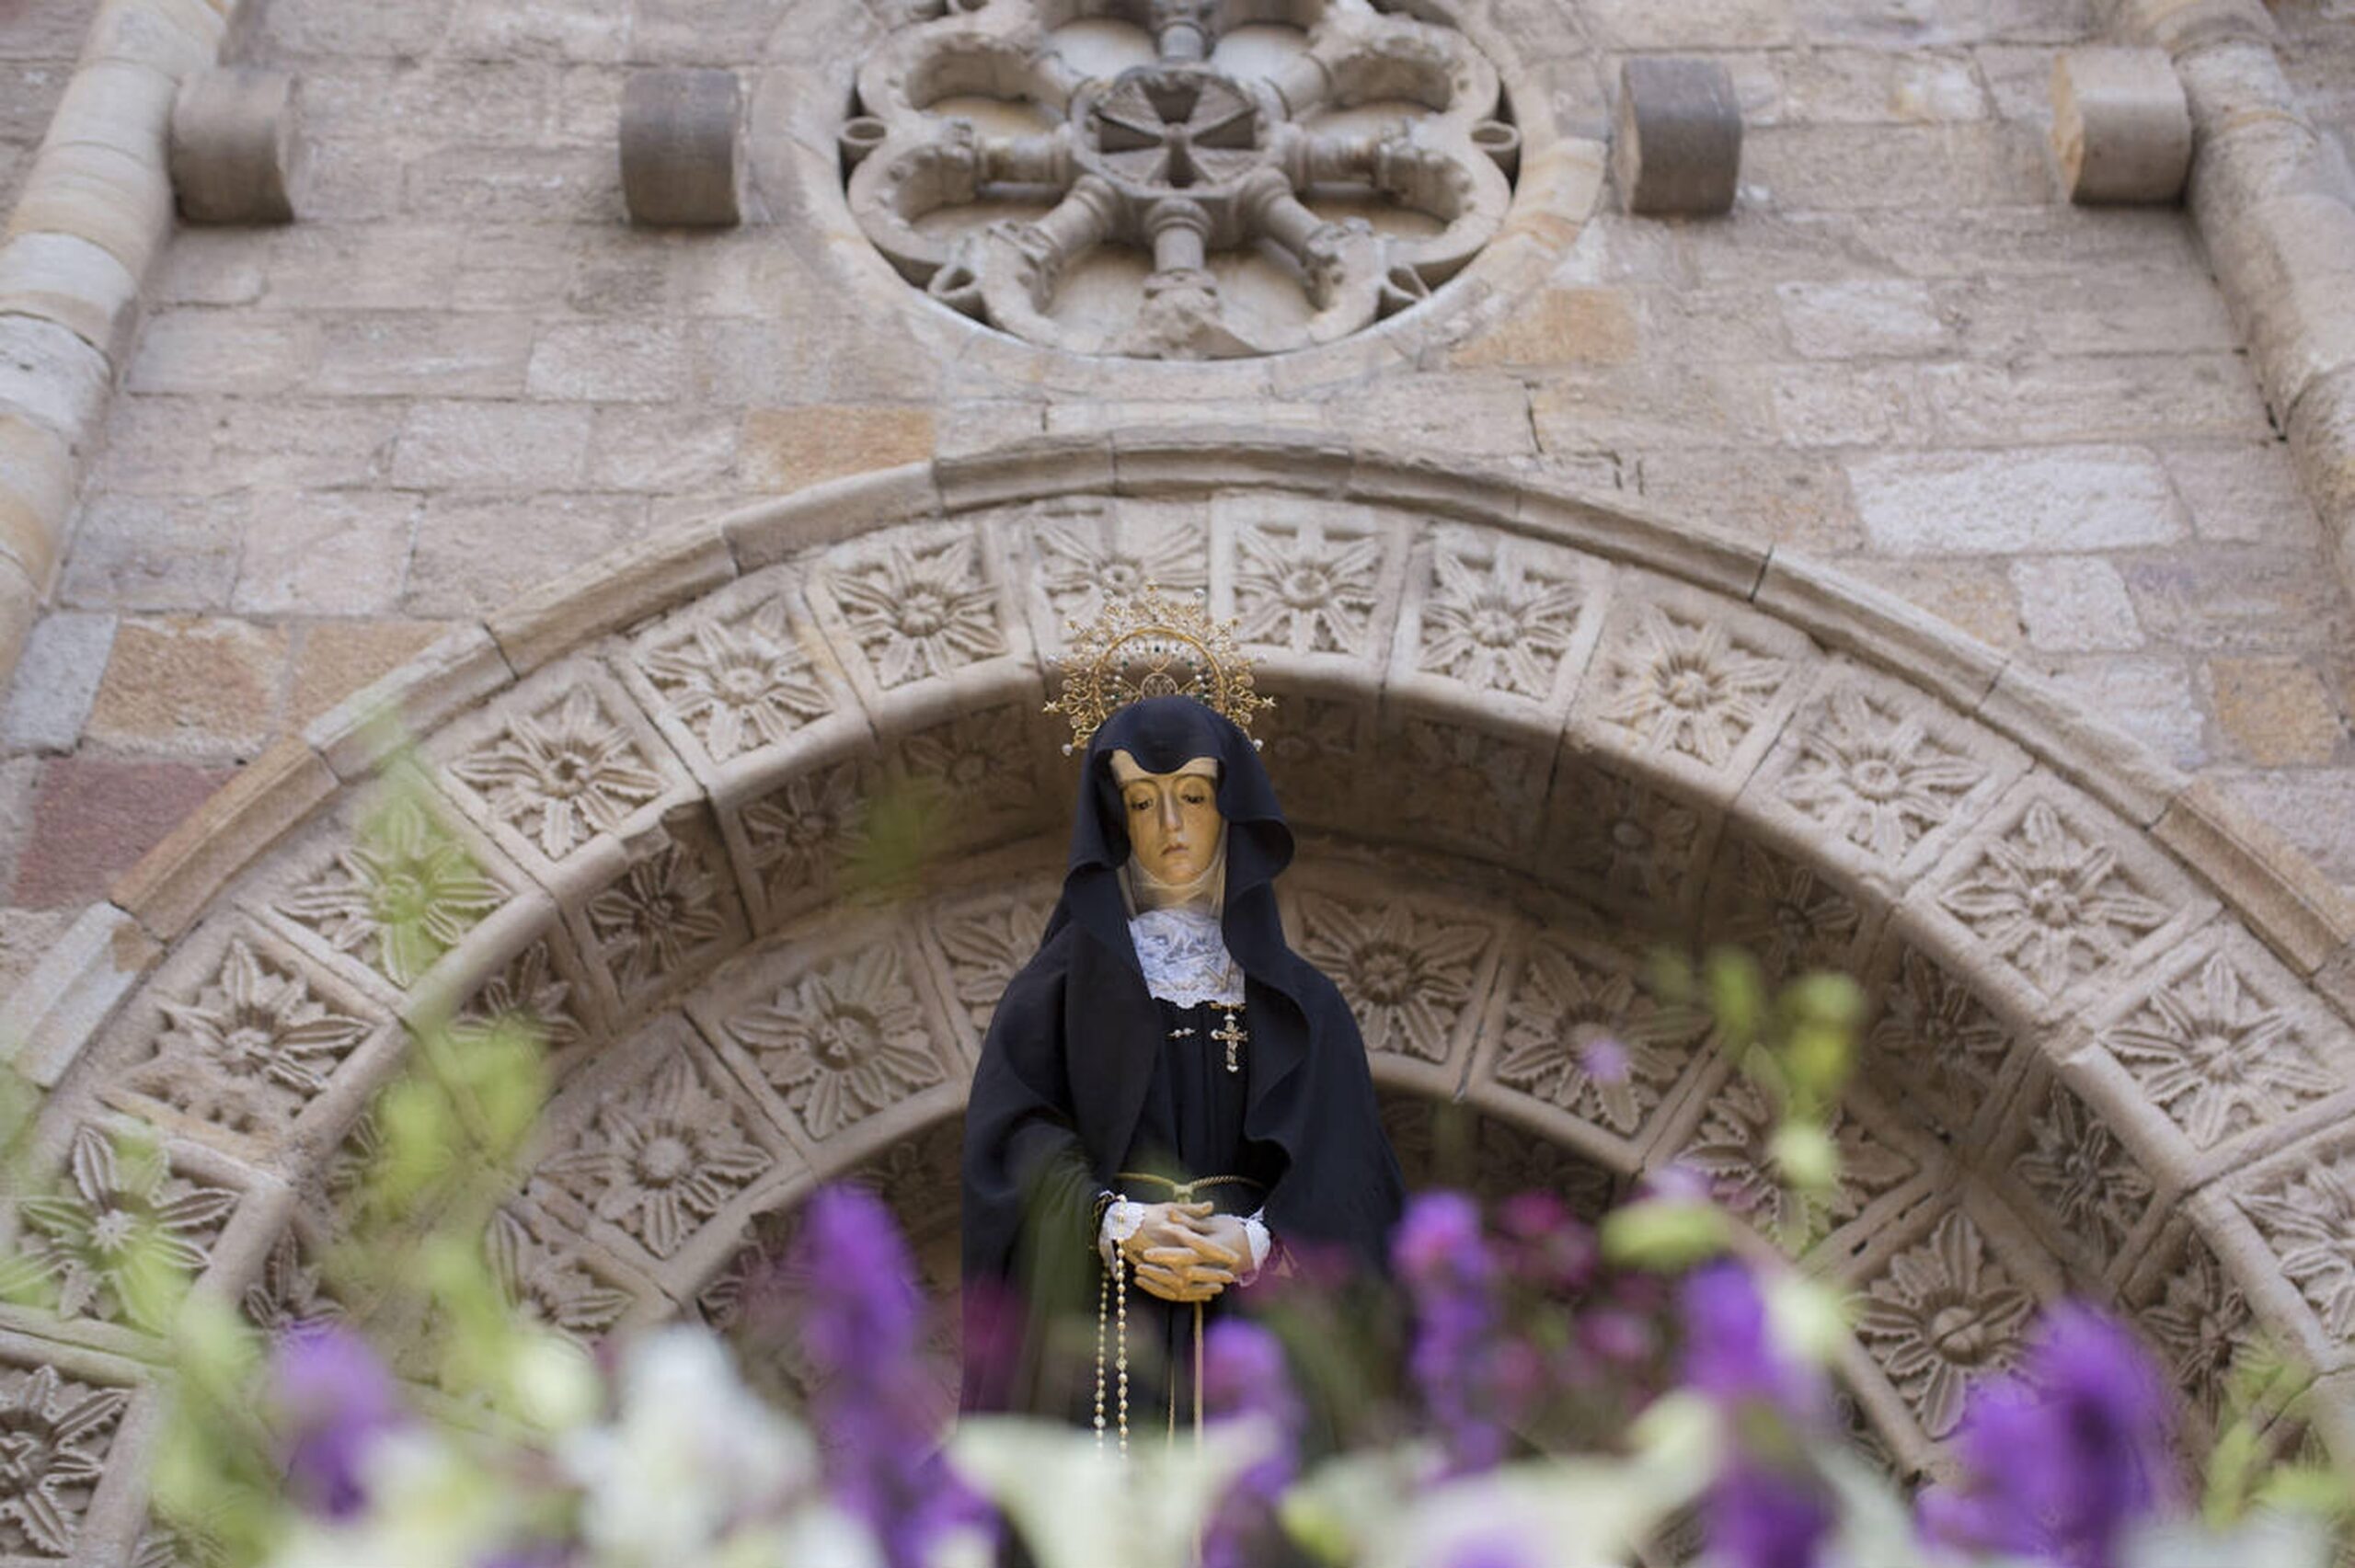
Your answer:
(1708, 1460), (1834, 1568)
(1444, 1535), (1538, 1568)
(268, 1324), (405, 1519)
(1394, 1193), (1509, 1477)
(1580, 1036), (1632, 1085)
(1927, 1304), (2176, 1568)
(1579, 1303), (1655, 1368)
(1200, 1320), (1304, 1568)
(1679, 1259), (1819, 1419)
(793, 1185), (923, 1374)
(789, 1185), (988, 1568)
(1638, 1163), (1712, 1206)
(1495, 1191), (1599, 1297)
(1395, 1193), (1494, 1290)
(1679, 1262), (1836, 1568)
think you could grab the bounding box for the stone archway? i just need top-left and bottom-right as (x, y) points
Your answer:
(5, 433), (2353, 1565)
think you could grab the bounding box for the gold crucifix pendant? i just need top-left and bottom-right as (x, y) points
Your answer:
(1209, 1004), (1246, 1074)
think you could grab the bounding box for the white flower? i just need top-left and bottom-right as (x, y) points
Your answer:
(561, 1329), (817, 1565)
(506, 1330), (603, 1432)
(723, 1505), (889, 1568)
(951, 1416), (1272, 1568)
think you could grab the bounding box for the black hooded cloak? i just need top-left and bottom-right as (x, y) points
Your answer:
(959, 696), (1404, 1420)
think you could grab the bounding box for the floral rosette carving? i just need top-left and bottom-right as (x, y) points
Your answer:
(841, 0), (1520, 358)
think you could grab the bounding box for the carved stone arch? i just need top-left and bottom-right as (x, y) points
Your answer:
(6, 432), (2355, 1562)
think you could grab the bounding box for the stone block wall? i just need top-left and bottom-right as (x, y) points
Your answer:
(0, 0), (2350, 991)
(0, 0), (102, 217)
(2279, 0), (2355, 166)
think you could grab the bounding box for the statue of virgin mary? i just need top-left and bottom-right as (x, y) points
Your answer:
(959, 597), (1405, 1440)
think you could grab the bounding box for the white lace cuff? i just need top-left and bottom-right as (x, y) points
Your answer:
(1239, 1209), (1271, 1282)
(1098, 1198), (1145, 1268)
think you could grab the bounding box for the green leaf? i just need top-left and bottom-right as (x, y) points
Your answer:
(1782, 1020), (1855, 1112)
(1705, 948), (1765, 1047)
(1784, 971), (1866, 1032)
(1768, 1122), (1839, 1196)
(1601, 1197), (1730, 1271)
(2255, 1465), (2355, 1520)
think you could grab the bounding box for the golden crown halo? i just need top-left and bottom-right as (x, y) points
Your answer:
(1045, 584), (1272, 754)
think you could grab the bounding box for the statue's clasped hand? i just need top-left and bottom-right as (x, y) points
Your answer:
(1120, 1199), (1247, 1303)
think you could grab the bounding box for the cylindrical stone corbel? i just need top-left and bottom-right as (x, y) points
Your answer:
(1612, 57), (1741, 217)
(2051, 47), (2192, 205)
(620, 68), (742, 228)
(168, 67), (300, 224)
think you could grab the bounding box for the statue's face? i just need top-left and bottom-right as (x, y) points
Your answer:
(1109, 750), (1223, 884)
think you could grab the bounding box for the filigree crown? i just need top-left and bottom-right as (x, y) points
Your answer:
(1045, 584), (1272, 754)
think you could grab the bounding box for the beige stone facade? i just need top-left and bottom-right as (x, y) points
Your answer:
(3, 0), (2355, 1559)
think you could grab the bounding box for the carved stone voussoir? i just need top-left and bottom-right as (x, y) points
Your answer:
(1984, 1057), (2163, 1288)
(1255, 679), (1379, 835)
(1389, 524), (1610, 725)
(1674, 1063), (1927, 1258)
(1540, 756), (1725, 933)
(1211, 492), (1409, 676)
(1, 1121), (269, 1349)
(612, 564), (861, 792)
(1741, 659), (2030, 895)
(1468, 925), (1717, 1169)
(884, 690), (1062, 865)
(2078, 921), (2355, 1184)
(1286, 876), (1507, 1094)
(86, 915), (397, 1169)
(1015, 495), (1212, 653)
(1698, 832), (1880, 984)
(717, 738), (886, 933)
(917, 877), (1060, 1060)
(560, 808), (751, 1027)
(2120, 1216), (2258, 1433)
(528, 1013), (789, 1287)
(399, 913), (603, 1092)
(690, 917), (959, 1160)
(1908, 772), (2217, 1026)
(0, 1334), (149, 1565)
(802, 521), (1029, 719)
(1847, 1198), (2052, 1446)
(1858, 935), (2030, 1150)
(1569, 577), (1818, 806)
(1373, 704), (1560, 866)
(2207, 1131), (2355, 1375)
(251, 776), (525, 1005)
(483, 1201), (664, 1347)
(431, 657), (698, 883)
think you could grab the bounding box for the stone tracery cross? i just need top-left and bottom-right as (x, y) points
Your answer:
(844, 0), (1518, 358)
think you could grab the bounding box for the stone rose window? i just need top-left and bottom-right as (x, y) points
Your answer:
(841, 0), (1520, 358)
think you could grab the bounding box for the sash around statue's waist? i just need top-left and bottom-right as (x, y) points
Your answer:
(1111, 1170), (1265, 1212)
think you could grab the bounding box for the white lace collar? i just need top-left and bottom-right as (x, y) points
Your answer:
(1129, 907), (1245, 1008)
